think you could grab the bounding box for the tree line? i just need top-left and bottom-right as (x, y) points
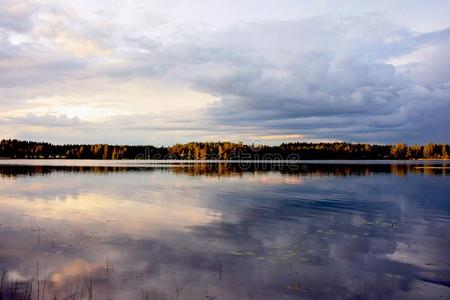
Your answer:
(0, 139), (449, 160)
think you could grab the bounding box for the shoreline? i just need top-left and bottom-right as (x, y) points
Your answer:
(1, 158), (450, 161)
(0, 158), (449, 168)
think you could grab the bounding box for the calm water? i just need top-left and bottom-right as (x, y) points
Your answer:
(0, 160), (449, 300)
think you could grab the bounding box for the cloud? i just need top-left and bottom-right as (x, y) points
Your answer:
(174, 17), (450, 143)
(259, 134), (305, 141)
(0, 2), (449, 144)
(109, 14), (448, 143)
(6, 113), (82, 127)
(0, 0), (36, 32)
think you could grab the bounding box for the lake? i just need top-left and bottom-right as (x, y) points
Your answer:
(0, 160), (449, 299)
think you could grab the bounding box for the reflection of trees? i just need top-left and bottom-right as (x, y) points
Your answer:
(0, 163), (448, 178)
(0, 166), (146, 178)
(390, 164), (408, 177)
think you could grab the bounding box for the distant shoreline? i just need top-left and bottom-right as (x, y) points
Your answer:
(1, 158), (450, 161)
(1, 139), (449, 160)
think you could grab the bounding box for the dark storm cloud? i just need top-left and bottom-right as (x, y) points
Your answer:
(119, 16), (449, 143)
(170, 18), (450, 143)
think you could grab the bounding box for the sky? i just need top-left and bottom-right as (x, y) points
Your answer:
(0, 0), (449, 145)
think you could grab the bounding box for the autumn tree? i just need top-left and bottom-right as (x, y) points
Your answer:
(423, 143), (436, 158)
(391, 144), (408, 159)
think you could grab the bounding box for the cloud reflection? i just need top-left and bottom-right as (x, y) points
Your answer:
(0, 164), (449, 299)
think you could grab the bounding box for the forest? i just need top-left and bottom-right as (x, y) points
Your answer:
(0, 139), (449, 160)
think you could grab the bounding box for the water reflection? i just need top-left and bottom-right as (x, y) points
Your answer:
(0, 162), (449, 299)
(1, 161), (449, 178)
